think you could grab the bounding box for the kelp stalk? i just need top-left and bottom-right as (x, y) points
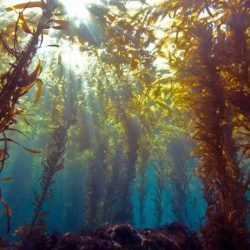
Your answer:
(25, 123), (68, 241)
(169, 138), (190, 223)
(0, 0), (57, 233)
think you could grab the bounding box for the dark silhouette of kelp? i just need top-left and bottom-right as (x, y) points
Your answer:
(0, 0), (57, 232)
(0, 1), (249, 249)
(153, 159), (168, 227)
(136, 144), (150, 228)
(193, 24), (249, 250)
(169, 137), (191, 224)
(152, 1), (250, 248)
(17, 122), (69, 246)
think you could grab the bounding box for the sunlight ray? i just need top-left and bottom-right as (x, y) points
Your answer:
(59, 0), (102, 23)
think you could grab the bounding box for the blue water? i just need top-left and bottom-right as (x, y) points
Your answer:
(0, 143), (207, 239)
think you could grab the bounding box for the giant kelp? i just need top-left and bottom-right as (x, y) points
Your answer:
(0, 0), (58, 232)
(149, 1), (250, 249)
(0, 0), (57, 156)
(20, 64), (75, 242)
(169, 137), (191, 224)
(0, 0), (249, 249)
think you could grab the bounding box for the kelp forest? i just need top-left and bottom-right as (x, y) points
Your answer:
(0, 0), (249, 249)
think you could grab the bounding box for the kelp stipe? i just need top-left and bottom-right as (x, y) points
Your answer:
(105, 73), (141, 225)
(102, 144), (124, 224)
(18, 58), (77, 243)
(136, 141), (150, 228)
(118, 112), (140, 224)
(84, 103), (140, 228)
(169, 137), (190, 224)
(84, 138), (108, 229)
(192, 24), (248, 250)
(153, 160), (168, 227)
(0, 190), (11, 233)
(153, 1), (250, 248)
(82, 89), (109, 229)
(0, 0), (57, 232)
(17, 112), (69, 245)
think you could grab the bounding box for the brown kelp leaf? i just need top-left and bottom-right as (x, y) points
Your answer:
(14, 108), (25, 116)
(0, 198), (11, 232)
(4, 206), (12, 217)
(52, 20), (69, 30)
(19, 14), (32, 34)
(242, 148), (250, 159)
(29, 61), (43, 80)
(34, 79), (43, 103)
(0, 138), (41, 154)
(0, 177), (13, 182)
(0, 149), (5, 159)
(7, 128), (29, 139)
(43, 30), (49, 35)
(23, 147), (41, 154)
(19, 82), (35, 95)
(23, 115), (32, 127)
(47, 44), (60, 47)
(5, 1), (43, 11)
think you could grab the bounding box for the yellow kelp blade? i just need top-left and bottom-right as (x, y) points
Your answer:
(19, 82), (35, 95)
(52, 19), (69, 30)
(29, 60), (43, 80)
(34, 79), (43, 103)
(0, 177), (13, 182)
(19, 13), (32, 34)
(5, 1), (43, 11)
(0, 138), (42, 154)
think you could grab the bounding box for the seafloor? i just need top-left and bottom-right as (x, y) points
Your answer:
(0, 223), (202, 250)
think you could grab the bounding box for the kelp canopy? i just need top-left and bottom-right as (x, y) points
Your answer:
(0, 0), (249, 250)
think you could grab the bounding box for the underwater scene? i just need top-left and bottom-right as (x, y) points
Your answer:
(0, 0), (249, 249)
